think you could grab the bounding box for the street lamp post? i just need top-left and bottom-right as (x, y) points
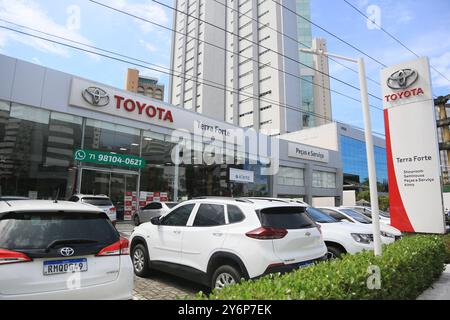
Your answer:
(300, 48), (383, 256)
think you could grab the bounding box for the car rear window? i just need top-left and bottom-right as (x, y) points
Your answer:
(258, 206), (316, 229)
(81, 197), (113, 206)
(0, 211), (119, 250)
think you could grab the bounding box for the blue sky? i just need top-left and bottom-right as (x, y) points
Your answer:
(0, 0), (449, 136)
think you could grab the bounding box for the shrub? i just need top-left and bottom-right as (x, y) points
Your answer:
(443, 233), (450, 263)
(201, 235), (447, 300)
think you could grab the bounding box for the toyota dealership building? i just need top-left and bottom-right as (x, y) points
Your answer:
(0, 54), (343, 219)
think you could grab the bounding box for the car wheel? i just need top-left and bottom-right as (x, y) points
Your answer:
(326, 245), (344, 260)
(132, 244), (150, 277)
(211, 265), (241, 290)
(133, 214), (140, 226)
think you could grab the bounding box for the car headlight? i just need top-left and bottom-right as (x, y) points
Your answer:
(380, 231), (395, 238)
(351, 233), (373, 244)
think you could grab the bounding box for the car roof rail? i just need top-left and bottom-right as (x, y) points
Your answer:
(192, 196), (253, 203)
(244, 197), (291, 203)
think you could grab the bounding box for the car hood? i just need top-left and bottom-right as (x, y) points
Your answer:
(380, 224), (401, 236)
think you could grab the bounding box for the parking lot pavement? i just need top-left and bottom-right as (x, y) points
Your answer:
(116, 221), (208, 300)
(417, 265), (450, 300)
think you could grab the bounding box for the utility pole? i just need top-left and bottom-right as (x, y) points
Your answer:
(300, 48), (383, 256)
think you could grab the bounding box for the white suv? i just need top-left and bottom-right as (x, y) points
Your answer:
(305, 207), (381, 259)
(0, 200), (133, 300)
(129, 198), (327, 290)
(317, 207), (402, 243)
(68, 194), (117, 224)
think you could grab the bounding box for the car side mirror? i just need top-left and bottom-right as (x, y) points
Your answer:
(151, 216), (161, 225)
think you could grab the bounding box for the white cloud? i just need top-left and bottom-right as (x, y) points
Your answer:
(0, 0), (94, 58)
(139, 39), (157, 53)
(109, 0), (169, 33)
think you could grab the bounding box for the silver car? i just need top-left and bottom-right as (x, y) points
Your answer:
(68, 194), (117, 224)
(133, 202), (179, 226)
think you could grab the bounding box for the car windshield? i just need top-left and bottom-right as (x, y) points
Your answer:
(166, 202), (179, 209)
(340, 209), (373, 224)
(259, 206), (316, 229)
(81, 197), (113, 207)
(306, 207), (340, 223)
(0, 211), (118, 250)
(365, 208), (390, 218)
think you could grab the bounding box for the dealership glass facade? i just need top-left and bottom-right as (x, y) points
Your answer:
(0, 100), (270, 203)
(340, 135), (388, 187)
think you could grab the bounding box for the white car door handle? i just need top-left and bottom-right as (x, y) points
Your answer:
(173, 230), (181, 234)
(213, 232), (223, 237)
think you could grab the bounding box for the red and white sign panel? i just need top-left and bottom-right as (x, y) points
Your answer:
(381, 57), (445, 234)
(123, 191), (169, 221)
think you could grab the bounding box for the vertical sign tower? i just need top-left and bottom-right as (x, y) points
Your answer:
(381, 57), (446, 234)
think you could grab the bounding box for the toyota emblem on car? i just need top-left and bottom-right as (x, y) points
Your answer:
(60, 247), (75, 257)
(387, 69), (419, 90)
(82, 87), (110, 106)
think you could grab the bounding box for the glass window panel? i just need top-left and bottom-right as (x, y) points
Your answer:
(10, 104), (49, 124)
(0, 100), (10, 111)
(0, 106), (82, 199)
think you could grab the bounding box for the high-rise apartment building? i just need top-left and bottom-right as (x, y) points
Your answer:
(125, 69), (165, 101)
(297, 0), (332, 128)
(311, 38), (332, 127)
(169, 0), (302, 135)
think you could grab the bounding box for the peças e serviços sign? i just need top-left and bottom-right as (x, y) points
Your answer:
(74, 149), (146, 169)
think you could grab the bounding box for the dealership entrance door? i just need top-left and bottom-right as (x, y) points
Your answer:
(78, 167), (139, 220)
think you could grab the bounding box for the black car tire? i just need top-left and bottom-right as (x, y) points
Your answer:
(132, 244), (150, 277)
(326, 245), (345, 260)
(211, 265), (241, 290)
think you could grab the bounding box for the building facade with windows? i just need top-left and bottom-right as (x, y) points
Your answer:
(169, 0), (302, 135)
(0, 54), (343, 219)
(297, 0), (332, 128)
(125, 69), (165, 101)
(281, 122), (387, 192)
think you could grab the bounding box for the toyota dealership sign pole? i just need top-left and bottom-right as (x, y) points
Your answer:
(381, 57), (446, 234)
(300, 49), (383, 255)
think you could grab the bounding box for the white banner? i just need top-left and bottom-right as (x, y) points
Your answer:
(229, 168), (254, 183)
(381, 57), (445, 234)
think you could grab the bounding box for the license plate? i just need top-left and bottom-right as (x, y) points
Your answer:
(43, 258), (88, 276)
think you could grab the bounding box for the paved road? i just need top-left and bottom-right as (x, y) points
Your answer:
(116, 222), (208, 300)
(417, 265), (450, 300)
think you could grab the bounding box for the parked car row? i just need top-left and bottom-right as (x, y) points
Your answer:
(129, 197), (403, 290)
(0, 196), (403, 299)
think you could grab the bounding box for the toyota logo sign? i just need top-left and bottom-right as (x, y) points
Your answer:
(82, 87), (110, 106)
(60, 247), (75, 257)
(387, 69), (419, 90)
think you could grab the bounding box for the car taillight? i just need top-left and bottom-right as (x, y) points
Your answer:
(96, 237), (129, 256)
(110, 207), (116, 212)
(246, 227), (288, 240)
(0, 249), (32, 265)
